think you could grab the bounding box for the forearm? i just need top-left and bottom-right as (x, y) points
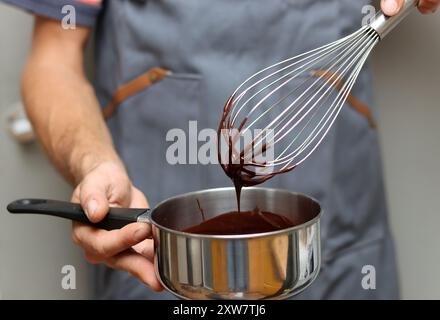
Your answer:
(23, 63), (120, 184)
(22, 18), (122, 185)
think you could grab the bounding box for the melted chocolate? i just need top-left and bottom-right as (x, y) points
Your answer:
(184, 208), (296, 235)
(196, 199), (206, 222)
(217, 95), (295, 212)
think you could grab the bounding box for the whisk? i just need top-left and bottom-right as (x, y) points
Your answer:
(218, 0), (418, 183)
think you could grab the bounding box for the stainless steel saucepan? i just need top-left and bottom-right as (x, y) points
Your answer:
(7, 187), (321, 300)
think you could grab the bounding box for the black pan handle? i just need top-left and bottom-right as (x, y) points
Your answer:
(7, 199), (150, 230)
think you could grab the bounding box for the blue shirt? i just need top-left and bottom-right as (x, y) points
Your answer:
(1, 0), (102, 26)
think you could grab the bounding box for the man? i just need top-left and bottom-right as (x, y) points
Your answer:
(2, 0), (438, 299)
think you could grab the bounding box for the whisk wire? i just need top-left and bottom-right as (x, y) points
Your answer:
(269, 29), (379, 168)
(221, 26), (380, 178)
(230, 26), (369, 125)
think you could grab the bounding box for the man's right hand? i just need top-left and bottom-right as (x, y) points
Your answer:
(70, 161), (163, 291)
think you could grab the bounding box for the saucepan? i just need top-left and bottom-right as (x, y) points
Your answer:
(7, 187), (321, 300)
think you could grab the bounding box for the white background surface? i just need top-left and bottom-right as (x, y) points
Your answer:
(372, 10), (440, 299)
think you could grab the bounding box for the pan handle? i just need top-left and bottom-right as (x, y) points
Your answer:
(7, 199), (150, 230)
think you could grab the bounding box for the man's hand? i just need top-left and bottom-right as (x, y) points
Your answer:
(71, 161), (163, 291)
(381, 0), (440, 15)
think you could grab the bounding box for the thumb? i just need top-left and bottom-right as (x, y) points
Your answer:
(381, 0), (404, 16)
(79, 178), (110, 223)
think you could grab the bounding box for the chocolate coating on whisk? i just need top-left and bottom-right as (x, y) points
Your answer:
(217, 95), (295, 212)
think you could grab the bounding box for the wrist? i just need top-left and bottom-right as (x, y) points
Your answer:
(70, 147), (126, 184)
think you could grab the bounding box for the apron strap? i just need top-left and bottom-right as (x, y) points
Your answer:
(313, 70), (376, 129)
(102, 67), (170, 119)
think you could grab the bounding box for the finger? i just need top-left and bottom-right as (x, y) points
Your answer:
(71, 187), (80, 203)
(106, 251), (163, 291)
(381, 0), (404, 16)
(130, 187), (149, 208)
(132, 238), (155, 261)
(72, 221), (151, 259)
(419, 0), (439, 13)
(79, 177), (110, 222)
(103, 166), (132, 208)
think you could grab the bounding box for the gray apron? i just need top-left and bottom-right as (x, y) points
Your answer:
(93, 0), (399, 299)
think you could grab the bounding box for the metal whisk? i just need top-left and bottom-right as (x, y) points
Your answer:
(219, 0), (418, 181)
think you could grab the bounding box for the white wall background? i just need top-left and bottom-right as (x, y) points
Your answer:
(372, 10), (440, 299)
(0, 3), (439, 299)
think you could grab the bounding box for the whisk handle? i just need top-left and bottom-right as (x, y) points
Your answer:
(370, 0), (418, 39)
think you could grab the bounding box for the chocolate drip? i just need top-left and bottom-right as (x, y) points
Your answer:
(196, 198), (206, 222)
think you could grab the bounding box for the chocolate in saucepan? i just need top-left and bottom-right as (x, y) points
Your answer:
(184, 208), (297, 235)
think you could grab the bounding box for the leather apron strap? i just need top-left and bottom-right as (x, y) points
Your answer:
(313, 70), (376, 128)
(102, 67), (170, 119)
(103, 67), (375, 129)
